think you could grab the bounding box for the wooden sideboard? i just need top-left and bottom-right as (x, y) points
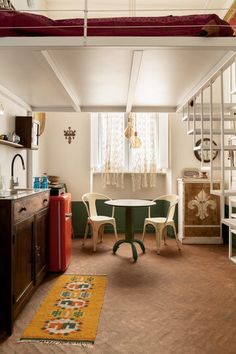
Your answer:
(0, 190), (49, 337)
(177, 178), (222, 244)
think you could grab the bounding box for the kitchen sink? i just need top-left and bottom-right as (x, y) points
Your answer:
(8, 188), (34, 195)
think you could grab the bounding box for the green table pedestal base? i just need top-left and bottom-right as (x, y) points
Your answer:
(113, 239), (145, 262)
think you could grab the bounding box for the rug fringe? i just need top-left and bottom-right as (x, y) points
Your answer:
(65, 273), (107, 276)
(18, 338), (94, 347)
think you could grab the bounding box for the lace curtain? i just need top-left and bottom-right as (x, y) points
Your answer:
(130, 113), (158, 190)
(97, 112), (159, 190)
(100, 113), (125, 188)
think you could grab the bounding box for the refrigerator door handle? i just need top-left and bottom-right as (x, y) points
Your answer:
(65, 212), (72, 218)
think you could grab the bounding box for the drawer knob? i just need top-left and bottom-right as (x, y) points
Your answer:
(19, 207), (27, 213)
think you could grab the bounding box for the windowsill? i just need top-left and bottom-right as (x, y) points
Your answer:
(91, 169), (167, 175)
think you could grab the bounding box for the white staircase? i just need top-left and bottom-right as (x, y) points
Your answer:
(180, 54), (236, 263)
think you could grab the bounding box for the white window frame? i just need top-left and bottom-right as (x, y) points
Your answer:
(91, 112), (169, 173)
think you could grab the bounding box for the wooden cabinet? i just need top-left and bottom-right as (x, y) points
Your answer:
(15, 116), (40, 149)
(0, 190), (49, 337)
(177, 178), (222, 244)
(13, 215), (34, 320)
(35, 208), (48, 286)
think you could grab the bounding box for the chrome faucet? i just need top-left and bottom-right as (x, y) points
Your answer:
(10, 154), (25, 191)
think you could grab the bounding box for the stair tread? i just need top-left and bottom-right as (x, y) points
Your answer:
(230, 257), (236, 264)
(211, 189), (236, 196)
(188, 129), (236, 135)
(193, 145), (236, 151)
(183, 115), (236, 122)
(200, 166), (236, 171)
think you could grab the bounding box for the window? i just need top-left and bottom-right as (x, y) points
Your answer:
(91, 112), (168, 190)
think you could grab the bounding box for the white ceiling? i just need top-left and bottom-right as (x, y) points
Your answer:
(1, 0), (235, 113)
(43, 0), (234, 19)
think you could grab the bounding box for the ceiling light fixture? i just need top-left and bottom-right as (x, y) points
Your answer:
(130, 131), (142, 148)
(124, 113), (135, 139)
(129, 113), (142, 148)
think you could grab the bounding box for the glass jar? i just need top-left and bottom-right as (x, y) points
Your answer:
(33, 177), (40, 189)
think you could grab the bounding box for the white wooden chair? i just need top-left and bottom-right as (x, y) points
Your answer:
(82, 193), (118, 251)
(142, 194), (181, 255)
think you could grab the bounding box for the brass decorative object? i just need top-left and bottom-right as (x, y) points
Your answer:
(124, 114), (135, 139)
(130, 131), (142, 148)
(124, 112), (142, 148)
(34, 112), (46, 135)
(64, 126), (76, 144)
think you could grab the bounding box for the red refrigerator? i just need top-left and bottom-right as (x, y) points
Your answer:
(49, 193), (72, 272)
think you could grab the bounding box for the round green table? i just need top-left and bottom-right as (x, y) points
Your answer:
(105, 199), (155, 261)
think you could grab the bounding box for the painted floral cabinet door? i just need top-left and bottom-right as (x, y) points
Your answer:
(177, 178), (222, 244)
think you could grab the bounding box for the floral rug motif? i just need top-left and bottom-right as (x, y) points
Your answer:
(19, 274), (107, 345)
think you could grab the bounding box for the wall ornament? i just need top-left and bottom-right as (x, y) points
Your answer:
(64, 127), (76, 144)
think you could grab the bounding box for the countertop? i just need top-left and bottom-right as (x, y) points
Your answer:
(0, 189), (50, 200)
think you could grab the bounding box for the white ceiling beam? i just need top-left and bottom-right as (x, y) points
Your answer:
(40, 50), (81, 112)
(31, 106), (76, 112)
(126, 50), (143, 113)
(0, 37), (236, 50)
(0, 83), (32, 111)
(31, 105), (176, 113)
(177, 51), (236, 112)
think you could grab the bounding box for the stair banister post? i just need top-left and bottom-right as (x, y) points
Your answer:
(210, 81), (213, 189)
(187, 100), (190, 133)
(83, 0), (88, 46)
(220, 69), (225, 219)
(193, 97), (196, 147)
(200, 89), (204, 171)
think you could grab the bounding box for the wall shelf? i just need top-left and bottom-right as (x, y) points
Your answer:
(0, 140), (24, 148)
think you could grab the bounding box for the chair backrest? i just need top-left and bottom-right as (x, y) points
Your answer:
(151, 194), (179, 222)
(82, 193), (112, 217)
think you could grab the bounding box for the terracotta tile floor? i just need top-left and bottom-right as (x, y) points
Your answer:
(1, 234), (236, 354)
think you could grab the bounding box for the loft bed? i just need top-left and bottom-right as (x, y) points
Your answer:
(0, 10), (234, 38)
(0, 1), (235, 114)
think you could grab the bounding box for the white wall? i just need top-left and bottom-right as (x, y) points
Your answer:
(38, 112), (91, 201)
(0, 103), (202, 199)
(169, 112), (201, 194)
(0, 95), (27, 189)
(36, 111), (200, 201)
(11, 0), (47, 11)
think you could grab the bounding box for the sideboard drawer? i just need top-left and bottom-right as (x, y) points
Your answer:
(14, 192), (49, 222)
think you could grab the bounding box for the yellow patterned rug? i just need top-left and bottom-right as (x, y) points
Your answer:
(19, 274), (107, 345)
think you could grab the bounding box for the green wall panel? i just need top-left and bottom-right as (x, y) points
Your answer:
(72, 200), (178, 238)
(72, 200), (235, 248)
